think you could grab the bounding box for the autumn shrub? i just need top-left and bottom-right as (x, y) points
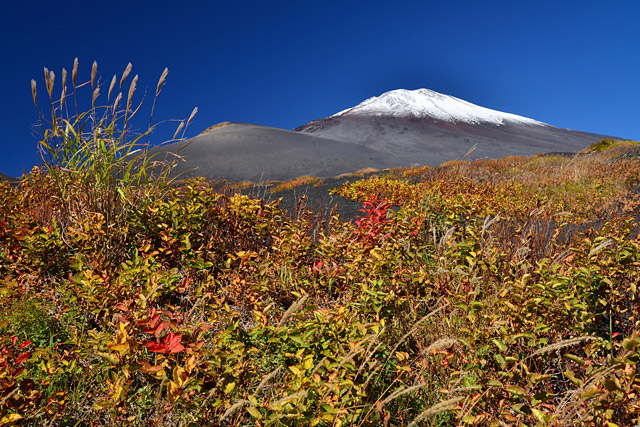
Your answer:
(4, 61), (640, 425)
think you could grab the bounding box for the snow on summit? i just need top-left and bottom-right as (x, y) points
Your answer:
(333, 89), (545, 126)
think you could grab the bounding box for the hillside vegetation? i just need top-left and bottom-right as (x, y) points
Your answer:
(2, 63), (640, 426)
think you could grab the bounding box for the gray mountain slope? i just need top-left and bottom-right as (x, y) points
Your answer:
(151, 122), (401, 182)
(295, 115), (615, 167)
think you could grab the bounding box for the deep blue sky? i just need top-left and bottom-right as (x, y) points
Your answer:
(1, 1), (639, 177)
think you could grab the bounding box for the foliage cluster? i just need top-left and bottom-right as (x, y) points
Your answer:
(272, 176), (323, 193)
(1, 66), (640, 425)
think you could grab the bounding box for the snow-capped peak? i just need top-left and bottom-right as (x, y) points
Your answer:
(333, 88), (545, 126)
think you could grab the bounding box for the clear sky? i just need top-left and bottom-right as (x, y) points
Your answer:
(1, 0), (639, 177)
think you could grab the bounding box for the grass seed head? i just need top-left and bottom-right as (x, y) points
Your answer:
(186, 107), (198, 127)
(108, 75), (116, 101)
(91, 60), (97, 89)
(31, 79), (37, 107)
(172, 121), (184, 140)
(113, 92), (122, 116)
(72, 57), (78, 86)
(120, 62), (132, 88)
(156, 67), (168, 95)
(126, 75), (138, 113)
(46, 70), (55, 99)
(92, 86), (100, 109)
(61, 68), (67, 91)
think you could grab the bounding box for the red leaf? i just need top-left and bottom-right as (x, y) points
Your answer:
(11, 336), (17, 346)
(142, 340), (167, 353)
(115, 303), (129, 312)
(16, 352), (31, 364)
(143, 333), (184, 354)
(12, 367), (25, 378)
(165, 333), (185, 354)
(138, 361), (165, 373)
(154, 321), (170, 337)
(19, 341), (33, 349)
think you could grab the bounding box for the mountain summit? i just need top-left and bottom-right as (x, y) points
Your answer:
(333, 88), (545, 126)
(295, 88), (617, 169)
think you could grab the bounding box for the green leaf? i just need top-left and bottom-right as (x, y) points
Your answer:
(96, 351), (120, 365)
(321, 403), (337, 414)
(531, 407), (547, 424)
(622, 337), (640, 351)
(492, 339), (507, 352)
(494, 354), (506, 368)
(506, 385), (527, 397)
(532, 391), (553, 406)
(564, 370), (583, 387)
(246, 406), (262, 420)
(564, 353), (585, 366)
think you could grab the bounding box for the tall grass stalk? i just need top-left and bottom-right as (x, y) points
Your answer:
(30, 58), (196, 263)
(31, 59), (194, 211)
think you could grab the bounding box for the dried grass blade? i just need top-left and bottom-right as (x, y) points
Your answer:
(113, 92), (122, 116)
(529, 336), (596, 358)
(278, 294), (308, 326)
(156, 67), (168, 95)
(186, 107), (198, 127)
(91, 60), (97, 89)
(409, 396), (465, 426)
(120, 62), (132, 88)
(92, 86), (100, 109)
(108, 75), (116, 101)
(220, 399), (251, 421)
(126, 75), (138, 113)
(380, 384), (427, 407)
(61, 68), (67, 92)
(172, 121), (184, 140)
(72, 58), (78, 86)
(31, 80), (37, 107)
(423, 338), (458, 354)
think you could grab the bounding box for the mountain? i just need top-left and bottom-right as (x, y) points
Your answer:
(150, 122), (401, 182)
(332, 88), (543, 125)
(295, 88), (615, 166)
(152, 89), (617, 183)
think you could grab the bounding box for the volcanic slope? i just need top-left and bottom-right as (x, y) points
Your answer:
(152, 122), (401, 182)
(295, 88), (617, 166)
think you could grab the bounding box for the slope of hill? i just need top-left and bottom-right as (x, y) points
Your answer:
(151, 122), (401, 182)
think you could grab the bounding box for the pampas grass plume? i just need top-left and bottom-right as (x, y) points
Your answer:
(120, 62), (132, 88)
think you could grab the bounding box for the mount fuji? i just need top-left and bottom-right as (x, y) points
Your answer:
(155, 88), (618, 182)
(332, 88), (544, 125)
(294, 88), (614, 166)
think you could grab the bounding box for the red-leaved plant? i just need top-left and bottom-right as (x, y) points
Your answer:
(354, 196), (392, 243)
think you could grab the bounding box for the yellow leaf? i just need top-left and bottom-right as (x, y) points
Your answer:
(246, 406), (262, 420)
(303, 355), (314, 370)
(107, 342), (130, 356)
(289, 365), (302, 376)
(0, 414), (23, 425)
(224, 381), (236, 394)
(96, 351), (120, 365)
(172, 366), (188, 388)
